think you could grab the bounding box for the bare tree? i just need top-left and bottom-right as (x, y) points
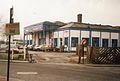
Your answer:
(0, 15), (7, 47)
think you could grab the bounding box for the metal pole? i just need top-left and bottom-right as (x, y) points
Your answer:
(7, 35), (11, 81)
(7, 7), (13, 81)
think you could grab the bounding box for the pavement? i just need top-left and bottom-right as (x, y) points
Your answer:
(0, 75), (24, 81)
(0, 60), (28, 63)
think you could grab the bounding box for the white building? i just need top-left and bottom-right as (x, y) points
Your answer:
(54, 22), (120, 51)
(24, 14), (120, 52)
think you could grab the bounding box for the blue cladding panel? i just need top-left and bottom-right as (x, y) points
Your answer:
(61, 27), (120, 33)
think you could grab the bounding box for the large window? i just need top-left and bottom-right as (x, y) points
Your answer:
(92, 37), (99, 47)
(71, 37), (78, 47)
(54, 38), (58, 47)
(112, 39), (118, 47)
(102, 39), (109, 47)
(64, 37), (68, 46)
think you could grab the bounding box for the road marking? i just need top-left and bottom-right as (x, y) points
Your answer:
(17, 72), (38, 75)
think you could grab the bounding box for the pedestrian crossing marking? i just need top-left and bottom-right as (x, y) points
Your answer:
(17, 72), (38, 75)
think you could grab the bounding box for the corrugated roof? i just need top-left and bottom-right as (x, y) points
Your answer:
(59, 22), (120, 30)
(54, 21), (67, 26)
(24, 22), (43, 34)
(24, 21), (63, 34)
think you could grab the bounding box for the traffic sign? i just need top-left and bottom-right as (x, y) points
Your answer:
(6, 22), (20, 35)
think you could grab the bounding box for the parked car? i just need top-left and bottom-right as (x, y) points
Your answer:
(27, 45), (34, 50)
(33, 45), (44, 51)
(6, 44), (19, 54)
(17, 45), (24, 49)
(0, 44), (8, 50)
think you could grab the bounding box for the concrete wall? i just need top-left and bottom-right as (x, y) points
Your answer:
(92, 31), (100, 37)
(70, 30), (80, 37)
(111, 33), (118, 39)
(102, 32), (110, 39)
(64, 30), (69, 37)
(54, 32), (58, 38)
(81, 31), (89, 38)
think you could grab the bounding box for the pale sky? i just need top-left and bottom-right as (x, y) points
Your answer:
(0, 0), (120, 36)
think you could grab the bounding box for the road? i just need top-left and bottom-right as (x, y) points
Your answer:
(0, 62), (120, 81)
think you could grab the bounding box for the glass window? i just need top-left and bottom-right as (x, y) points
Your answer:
(64, 37), (68, 46)
(92, 37), (99, 47)
(54, 38), (58, 47)
(102, 39), (109, 47)
(71, 37), (78, 47)
(112, 39), (118, 47)
(60, 38), (62, 46)
(30, 40), (32, 45)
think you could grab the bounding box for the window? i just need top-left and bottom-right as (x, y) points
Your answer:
(26, 40), (29, 45)
(92, 37), (99, 47)
(30, 40), (32, 45)
(64, 37), (68, 46)
(112, 39), (118, 47)
(60, 38), (62, 46)
(71, 37), (78, 47)
(102, 39), (109, 47)
(54, 38), (58, 47)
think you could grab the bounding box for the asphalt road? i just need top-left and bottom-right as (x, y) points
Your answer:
(0, 62), (120, 81)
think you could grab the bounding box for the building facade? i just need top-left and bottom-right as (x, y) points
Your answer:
(24, 14), (120, 51)
(53, 22), (120, 51)
(24, 21), (65, 47)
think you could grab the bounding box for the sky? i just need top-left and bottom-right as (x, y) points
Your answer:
(0, 0), (120, 38)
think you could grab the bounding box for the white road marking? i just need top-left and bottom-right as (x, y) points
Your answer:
(17, 72), (38, 75)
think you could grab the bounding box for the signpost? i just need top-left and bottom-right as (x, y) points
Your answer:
(6, 22), (20, 35)
(6, 7), (20, 81)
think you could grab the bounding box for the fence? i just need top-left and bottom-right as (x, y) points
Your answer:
(88, 47), (120, 64)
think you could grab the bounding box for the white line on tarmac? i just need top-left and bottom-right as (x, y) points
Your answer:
(17, 72), (38, 75)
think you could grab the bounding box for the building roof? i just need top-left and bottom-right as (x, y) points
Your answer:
(54, 21), (67, 26)
(24, 21), (63, 34)
(24, 22), (43, 34)
(59, 22), (120, 32)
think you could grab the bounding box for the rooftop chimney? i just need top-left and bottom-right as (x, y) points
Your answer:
(77, 14), (82, 23)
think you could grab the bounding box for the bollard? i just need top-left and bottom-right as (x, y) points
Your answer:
(29, 54), (33, 63)
(24, 45), (26, 60)
(24, 45), (28, 60)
